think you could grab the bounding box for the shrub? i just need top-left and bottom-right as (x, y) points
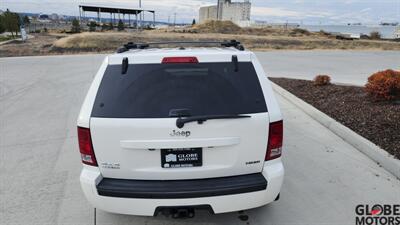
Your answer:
(101, 23), (109, 31)
(89, 21), (97, 32)
(290, 28), (311, 36)
(23, 15), (30, 25)
(71, 18), (80, 33)
(319, 30), (330, 36)
(370, 31), (381, 40)
(313, 75), (331, 86)
(117, 20), (124, 31)
(365, 69), (400, 101)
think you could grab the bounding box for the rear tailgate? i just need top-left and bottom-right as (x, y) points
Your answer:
(90, 54), (269, 180)
(91, 113), (268, 180)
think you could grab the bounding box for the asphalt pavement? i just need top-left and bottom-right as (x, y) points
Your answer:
(1, 52), (399, 225)
(257, 50), (400, 85)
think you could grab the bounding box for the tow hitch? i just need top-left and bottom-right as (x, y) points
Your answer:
(171, 208), (195, 219)
(155, 205), (213, 218)
(158, 207), (195, 219)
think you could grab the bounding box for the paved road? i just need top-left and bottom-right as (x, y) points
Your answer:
(1, 53), (400, 225)
(257, 50), (400, 85)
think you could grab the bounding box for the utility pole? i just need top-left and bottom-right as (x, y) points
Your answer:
(173, 13), (176, 27)
(139, 0), (142, 28)
(216, 0), (220, 20)
(216, 0), (223, 20)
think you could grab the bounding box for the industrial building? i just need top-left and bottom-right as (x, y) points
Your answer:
(199, 0), (251, 24)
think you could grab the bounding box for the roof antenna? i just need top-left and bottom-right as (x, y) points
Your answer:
(121, 57), (129, 74)
(232, 55), (239, 72)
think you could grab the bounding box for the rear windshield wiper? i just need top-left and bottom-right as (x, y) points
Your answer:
(176, 114), (251, 128)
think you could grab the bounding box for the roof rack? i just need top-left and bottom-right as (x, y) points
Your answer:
(116, 40), (245, 53)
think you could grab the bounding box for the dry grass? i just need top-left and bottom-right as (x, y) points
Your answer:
(191, 20), (242, 34)
(189, 20), (315, 37)
(1, 23), (400, 57)
(53, 32), (133, 51)
(51, 30), (400, 53)
(52, 31), (234, 52)
(0, 33), (64, 57)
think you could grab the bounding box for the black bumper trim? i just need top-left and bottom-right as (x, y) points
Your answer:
(96, 173), (267, 199)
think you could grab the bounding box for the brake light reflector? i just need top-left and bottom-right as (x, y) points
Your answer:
(77, 127), (98, 166)
(162, 57), (199, 64)
(265, 120), (283, 161)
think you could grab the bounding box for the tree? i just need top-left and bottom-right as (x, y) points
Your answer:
(192, 19), (196, 26)
(2, 9), (20, 37)
(89, 21), (97, 32)
(0, 15), (6, 34)
(370, 31), (381, 40)
(71, 18), (80, 33)
(23, 15), (30, 25)
(117, 19), (124, 31)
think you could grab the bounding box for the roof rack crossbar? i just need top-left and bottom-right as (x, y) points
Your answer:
(116, 40), (245, 53)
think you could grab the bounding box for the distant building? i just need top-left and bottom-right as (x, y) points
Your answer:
(199, 6), (218, 23)
(199, 0), (251, 25)
(394, 26), (400, 38)
(50, 13), (59, 21)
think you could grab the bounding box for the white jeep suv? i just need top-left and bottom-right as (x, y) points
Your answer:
(77, 41), (284, 217)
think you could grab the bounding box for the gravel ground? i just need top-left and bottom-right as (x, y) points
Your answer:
(270, 77), (400, 159)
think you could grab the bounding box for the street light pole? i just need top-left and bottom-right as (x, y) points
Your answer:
(173, 12), (176, 27)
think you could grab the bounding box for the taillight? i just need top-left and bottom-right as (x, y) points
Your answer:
(265, 120), (283, 161)
(77, 127), (98, 166)
(162, 57), (199, 64)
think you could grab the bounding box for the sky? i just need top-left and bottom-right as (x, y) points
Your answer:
(1, 0), (399, 24)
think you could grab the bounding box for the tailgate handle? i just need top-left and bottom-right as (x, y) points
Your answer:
(120, 137), (240, 149)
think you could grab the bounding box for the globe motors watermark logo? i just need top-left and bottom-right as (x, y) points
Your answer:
(355, 204), (400, 225)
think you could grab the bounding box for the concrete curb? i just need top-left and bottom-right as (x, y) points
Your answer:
(0, 35), (34, 46)
(271, 82), (400, 179)
(0, 39), (17, 46)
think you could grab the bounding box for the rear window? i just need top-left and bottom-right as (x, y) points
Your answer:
(91, 62), (267, 118)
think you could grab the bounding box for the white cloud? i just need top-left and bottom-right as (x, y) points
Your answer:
(252, 7), (302, 17)
(360, 8), (372, 13)
(252, 6), (332, 19)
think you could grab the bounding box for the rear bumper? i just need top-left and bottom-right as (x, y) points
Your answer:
(97, 173), (267, 199)
(80, 159), (284, 216)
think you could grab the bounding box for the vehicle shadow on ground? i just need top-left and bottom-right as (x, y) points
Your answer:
(95, 204), (274, 225)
